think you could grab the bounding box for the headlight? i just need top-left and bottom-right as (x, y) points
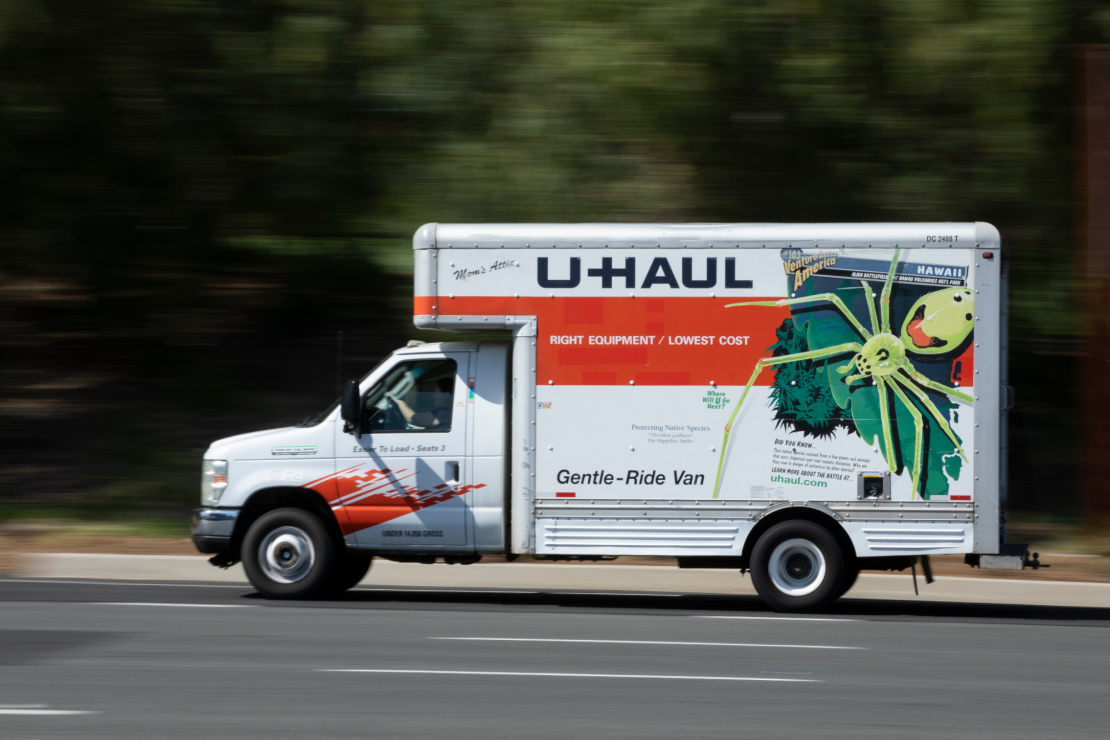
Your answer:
(201, 460), (228, 506)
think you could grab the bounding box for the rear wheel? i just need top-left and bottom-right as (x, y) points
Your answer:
(750, 520), (846, 613)
(242, 508), (335, 599)
(834, 562), (860, 601)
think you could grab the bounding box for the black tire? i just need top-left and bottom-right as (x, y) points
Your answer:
(242, 508), (336, 599)
(327, 553), (373, 594)
(833, 562), (860, 601)
(750, 520), (846, 613)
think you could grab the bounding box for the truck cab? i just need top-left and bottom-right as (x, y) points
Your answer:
(192, 341), (509, 596)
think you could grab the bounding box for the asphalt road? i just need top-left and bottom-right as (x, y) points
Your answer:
(1, 578), (1109, 739)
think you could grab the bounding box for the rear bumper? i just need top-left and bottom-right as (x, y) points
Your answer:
(191, 508), (239, 554)
(965, 543), (1035, 571)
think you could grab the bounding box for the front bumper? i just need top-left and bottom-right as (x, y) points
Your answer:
(191, 508), (239, 554)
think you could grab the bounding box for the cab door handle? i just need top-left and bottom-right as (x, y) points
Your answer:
(447, 461), (460, 484)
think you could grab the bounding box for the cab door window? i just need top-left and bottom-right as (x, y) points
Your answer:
(364, 360), (457, 433)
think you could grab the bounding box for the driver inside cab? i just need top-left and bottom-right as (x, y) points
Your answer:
(364, 359), (457, 433)
(393, 377), (453, 429)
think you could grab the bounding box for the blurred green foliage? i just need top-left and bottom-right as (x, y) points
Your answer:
(1, 0), (1106, 514)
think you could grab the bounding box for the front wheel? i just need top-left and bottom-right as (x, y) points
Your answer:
(242, 508), (336, 599)
(750, 520), (846, 613)
(327, 553), (373, 594)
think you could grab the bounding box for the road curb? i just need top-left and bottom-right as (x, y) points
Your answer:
(12, 553), (1110, 608)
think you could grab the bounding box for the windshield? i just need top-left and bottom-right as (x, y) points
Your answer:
(295, 355), (390, 427)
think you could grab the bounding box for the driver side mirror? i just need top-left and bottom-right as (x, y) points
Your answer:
(340, 380), (362, 435)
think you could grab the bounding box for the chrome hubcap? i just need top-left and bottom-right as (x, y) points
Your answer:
(259, 526), (315, 584)
(768, 538), (826, 596)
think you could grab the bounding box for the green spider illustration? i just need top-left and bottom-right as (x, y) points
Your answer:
(712, 249), (974, 500)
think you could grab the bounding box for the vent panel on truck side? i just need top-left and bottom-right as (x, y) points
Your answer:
(536, 520), (753, 556)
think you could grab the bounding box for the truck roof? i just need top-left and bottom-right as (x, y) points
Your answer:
(414, 222), (1001, 250)
(394, 341), (494, 355)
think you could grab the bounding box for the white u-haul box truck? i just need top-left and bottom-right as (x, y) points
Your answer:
(192, 222), (1021, 611)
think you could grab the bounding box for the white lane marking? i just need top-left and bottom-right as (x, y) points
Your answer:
(352, 588), (538, 594)
(555, 592), (683, 597)
(89, 602), (255, 608)
(0, 709), (99, 715)
(696, 616), (861, 622)
(319, 669), (818, 682)
(355, 589), (680, 597)
(0, 578), (248, 589)
(431, 637), (865, 650)
(12, 580), (534, 596)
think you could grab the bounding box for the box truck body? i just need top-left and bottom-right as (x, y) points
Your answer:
(193, 222), (1015, 610)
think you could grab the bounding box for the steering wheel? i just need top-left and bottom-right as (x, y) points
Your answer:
(379, 396), (406, 430)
